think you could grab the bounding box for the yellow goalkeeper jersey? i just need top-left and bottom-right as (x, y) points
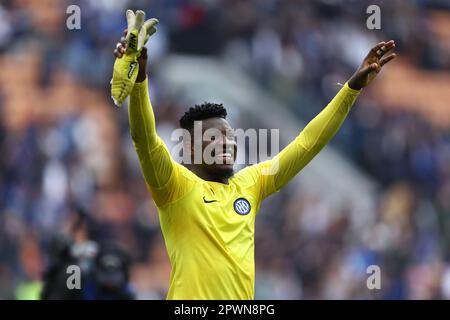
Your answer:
(128, 79), (360, 300)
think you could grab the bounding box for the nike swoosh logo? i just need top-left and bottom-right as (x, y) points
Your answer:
(128, 62), (137, 79)
(203, 196), (217, 203)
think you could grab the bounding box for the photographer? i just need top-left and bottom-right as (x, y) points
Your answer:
(41, 209), (135, 300)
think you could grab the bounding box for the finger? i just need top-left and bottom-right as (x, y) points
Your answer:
(369, 42), (386, 57)
(134, 10), (146, 30)
(137, 18), (158, 50)
(378, 40), (395, 57)
(126, 10), (135, 29)
(384, 40), (395, 48)
(120, 36), (127, 46)
(142, 27), (157, 45)
(148, 27), (157, 37)
(144, 18), (159, 33)
(360, 62), (380, 75)
(114, 42), (125, 57)
(380, 53), (397, 66)
(116, 50), (124, 58)
(123, 29), (128, 37)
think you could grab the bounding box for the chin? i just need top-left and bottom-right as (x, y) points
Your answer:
(211, 164), (235, 180)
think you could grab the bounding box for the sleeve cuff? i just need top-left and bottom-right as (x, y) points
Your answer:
(131, 77), (149, 95)
(343, 82), (361, 95)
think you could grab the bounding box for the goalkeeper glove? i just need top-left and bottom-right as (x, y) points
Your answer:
(111, 10), (158, 107)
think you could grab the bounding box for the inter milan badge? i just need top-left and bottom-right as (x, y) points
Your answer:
(233, 198), (251, 215)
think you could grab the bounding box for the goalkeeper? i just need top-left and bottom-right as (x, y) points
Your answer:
(112, 10), (396, 300)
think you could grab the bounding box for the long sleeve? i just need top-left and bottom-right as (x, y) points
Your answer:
(257, 82), (361, 199)
(129, 78), (194, 207)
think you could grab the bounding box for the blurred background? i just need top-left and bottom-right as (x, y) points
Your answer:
(1, 0), (450, 299)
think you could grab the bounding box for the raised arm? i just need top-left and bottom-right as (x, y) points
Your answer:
(114, 33), (193, 207)
(257, 40), (397, 199)
(129, 53), (171, 188)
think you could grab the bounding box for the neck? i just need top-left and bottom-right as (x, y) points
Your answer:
(189, 165), (231, 184)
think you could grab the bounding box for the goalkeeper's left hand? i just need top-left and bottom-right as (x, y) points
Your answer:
(110, 10), (158, 107)
(348, 40), (396, 90)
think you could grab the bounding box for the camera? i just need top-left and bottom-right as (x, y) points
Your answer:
(41, 210), (135, 300)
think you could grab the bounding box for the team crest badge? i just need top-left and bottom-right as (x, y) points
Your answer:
(233, 198), (251, 215)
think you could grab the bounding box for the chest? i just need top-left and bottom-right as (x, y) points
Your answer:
(183, 182), (258, 233)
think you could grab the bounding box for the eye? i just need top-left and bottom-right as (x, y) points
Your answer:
(225, 130), (235, 140)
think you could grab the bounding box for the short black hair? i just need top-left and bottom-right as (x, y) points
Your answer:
(179, 102), (227, 130)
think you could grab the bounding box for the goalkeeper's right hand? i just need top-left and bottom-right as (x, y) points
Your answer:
(110, 10), (158, 107)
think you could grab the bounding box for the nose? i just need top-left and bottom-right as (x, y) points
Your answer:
(224, 134), (235, 145)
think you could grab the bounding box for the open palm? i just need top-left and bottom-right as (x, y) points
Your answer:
(348, 40), (397, 90)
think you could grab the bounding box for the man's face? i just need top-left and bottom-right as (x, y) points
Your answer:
(191, 117), (237, 179)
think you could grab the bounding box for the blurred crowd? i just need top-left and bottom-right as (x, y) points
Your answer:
(1, 0), (450, 299)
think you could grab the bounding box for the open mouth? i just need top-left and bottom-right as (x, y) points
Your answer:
(215, 152), (233, 163)
(210, 148), (234, 164)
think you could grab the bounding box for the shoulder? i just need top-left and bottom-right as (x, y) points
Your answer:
(175, 162), (203, 183)
(231, 163), (263, 188)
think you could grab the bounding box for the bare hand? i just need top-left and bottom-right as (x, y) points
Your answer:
(348, 40), (397, 90)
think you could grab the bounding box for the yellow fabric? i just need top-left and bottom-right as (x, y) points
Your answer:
(110, 10), (158, 107)
(129, 79), (360, 299)
(111, 55), (139, 106)
(15, 281), (43, 300)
